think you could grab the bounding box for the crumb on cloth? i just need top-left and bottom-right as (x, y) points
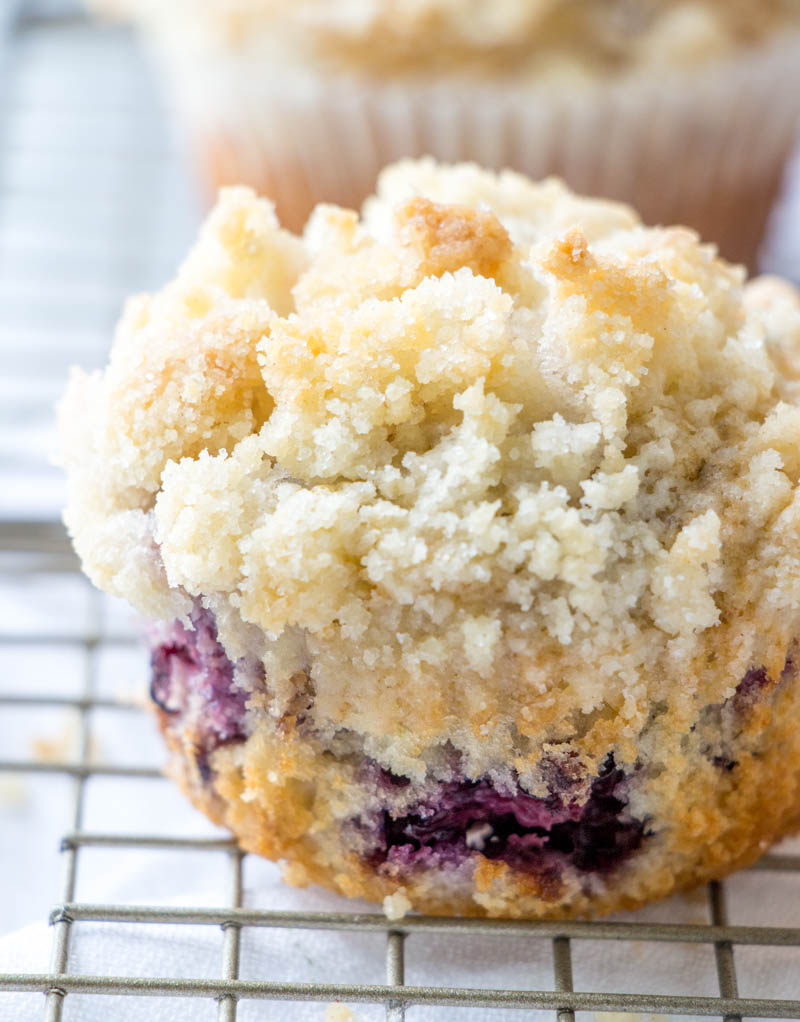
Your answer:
(383, 889), (413, 921)
(324, 1004), (355, 1022)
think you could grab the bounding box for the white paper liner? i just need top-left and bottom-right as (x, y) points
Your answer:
(162, 33), (800, 265)
(761, 132), (800, 282)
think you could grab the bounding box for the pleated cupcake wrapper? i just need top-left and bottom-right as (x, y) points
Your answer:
(168, 33), (800, 265)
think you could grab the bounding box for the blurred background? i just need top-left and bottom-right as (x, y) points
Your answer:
(2, 0), (800, 525)
(0, 0), (200, 523)
(0, 0), (203, 954)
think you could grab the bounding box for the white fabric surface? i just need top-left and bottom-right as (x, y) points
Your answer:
(1, 831), (799, 1022)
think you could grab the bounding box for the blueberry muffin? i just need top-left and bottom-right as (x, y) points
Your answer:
(91, 0), (800, 266)
(59, 160), (800, 917)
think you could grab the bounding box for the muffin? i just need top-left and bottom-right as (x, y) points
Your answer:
(92, 0), (800, 267)
(59, 160), (800, 918)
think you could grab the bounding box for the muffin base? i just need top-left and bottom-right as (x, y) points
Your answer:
(155, 664), (800, 919)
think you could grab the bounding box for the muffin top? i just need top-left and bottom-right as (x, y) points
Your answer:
(59, 160), (800, 778)
(92, 0), (800, 77)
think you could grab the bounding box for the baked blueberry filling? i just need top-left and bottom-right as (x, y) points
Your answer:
(707, 651), (795, 771)
(150, 607), (251, 773)
(151, 609), (646, 873)
(733, 665), (772, 711)
(150, 604), (792, 873)
(367, 755), (645, 876)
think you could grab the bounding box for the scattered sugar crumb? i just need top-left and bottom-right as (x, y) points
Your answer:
(31, 714), (78, 763)
(383, 890), (413, 921)
(0, 775), (28, 809)
(324, 1004), (355, 1022)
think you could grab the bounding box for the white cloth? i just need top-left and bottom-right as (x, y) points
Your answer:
(1, 833), (800, 1021)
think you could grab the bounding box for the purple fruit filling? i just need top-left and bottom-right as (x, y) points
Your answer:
(367, 755), (646, 877)
(735, 649), (796, 710)
(708, 651), (795, 771)
(150, 607), (251, 774)
(149, 605), (794, 873)
(732, 665), (772, 711)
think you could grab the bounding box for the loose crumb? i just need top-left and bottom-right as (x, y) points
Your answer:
(383, 890), (413, 921)
(0, 776), (28, 809)
(31, 714), (79, 763)
(324, 1004), (355, 1022)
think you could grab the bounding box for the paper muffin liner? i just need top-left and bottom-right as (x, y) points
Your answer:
(165, 32), (800, 266)
(761, 132), (800, 283)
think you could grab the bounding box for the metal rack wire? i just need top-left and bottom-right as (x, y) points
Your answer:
(2, 4), (800, 1021)
(2, 522), (800, 1022)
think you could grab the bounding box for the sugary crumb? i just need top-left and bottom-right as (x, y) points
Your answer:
(324, 1004), (355, 1022)
(0, 776), (28, 809)
(383, 889), (413, 921)
(31, 715), (79, 763)
(59, 158), (800, 775)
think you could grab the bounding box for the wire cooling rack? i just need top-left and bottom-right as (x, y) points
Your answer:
(3, 3), (800, 1021)
(2, 520), (800, 1019)
(0, 0), (199, 521)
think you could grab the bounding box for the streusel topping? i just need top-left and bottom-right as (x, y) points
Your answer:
(91, 1), (800, 77)
(59, 160), (800, 775)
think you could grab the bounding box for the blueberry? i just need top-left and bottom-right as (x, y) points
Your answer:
(149, 607), (249, 779)
(367, 754), (646, 878)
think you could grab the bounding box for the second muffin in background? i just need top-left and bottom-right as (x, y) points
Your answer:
(92, 0), (800, 267)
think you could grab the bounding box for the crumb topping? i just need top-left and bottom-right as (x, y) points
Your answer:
(90, 0), (800, 77)
(59, 159), (800, 775)
(395, 197), (513, 280)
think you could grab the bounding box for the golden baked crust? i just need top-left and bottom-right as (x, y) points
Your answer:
(158, 665), (800, 918)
